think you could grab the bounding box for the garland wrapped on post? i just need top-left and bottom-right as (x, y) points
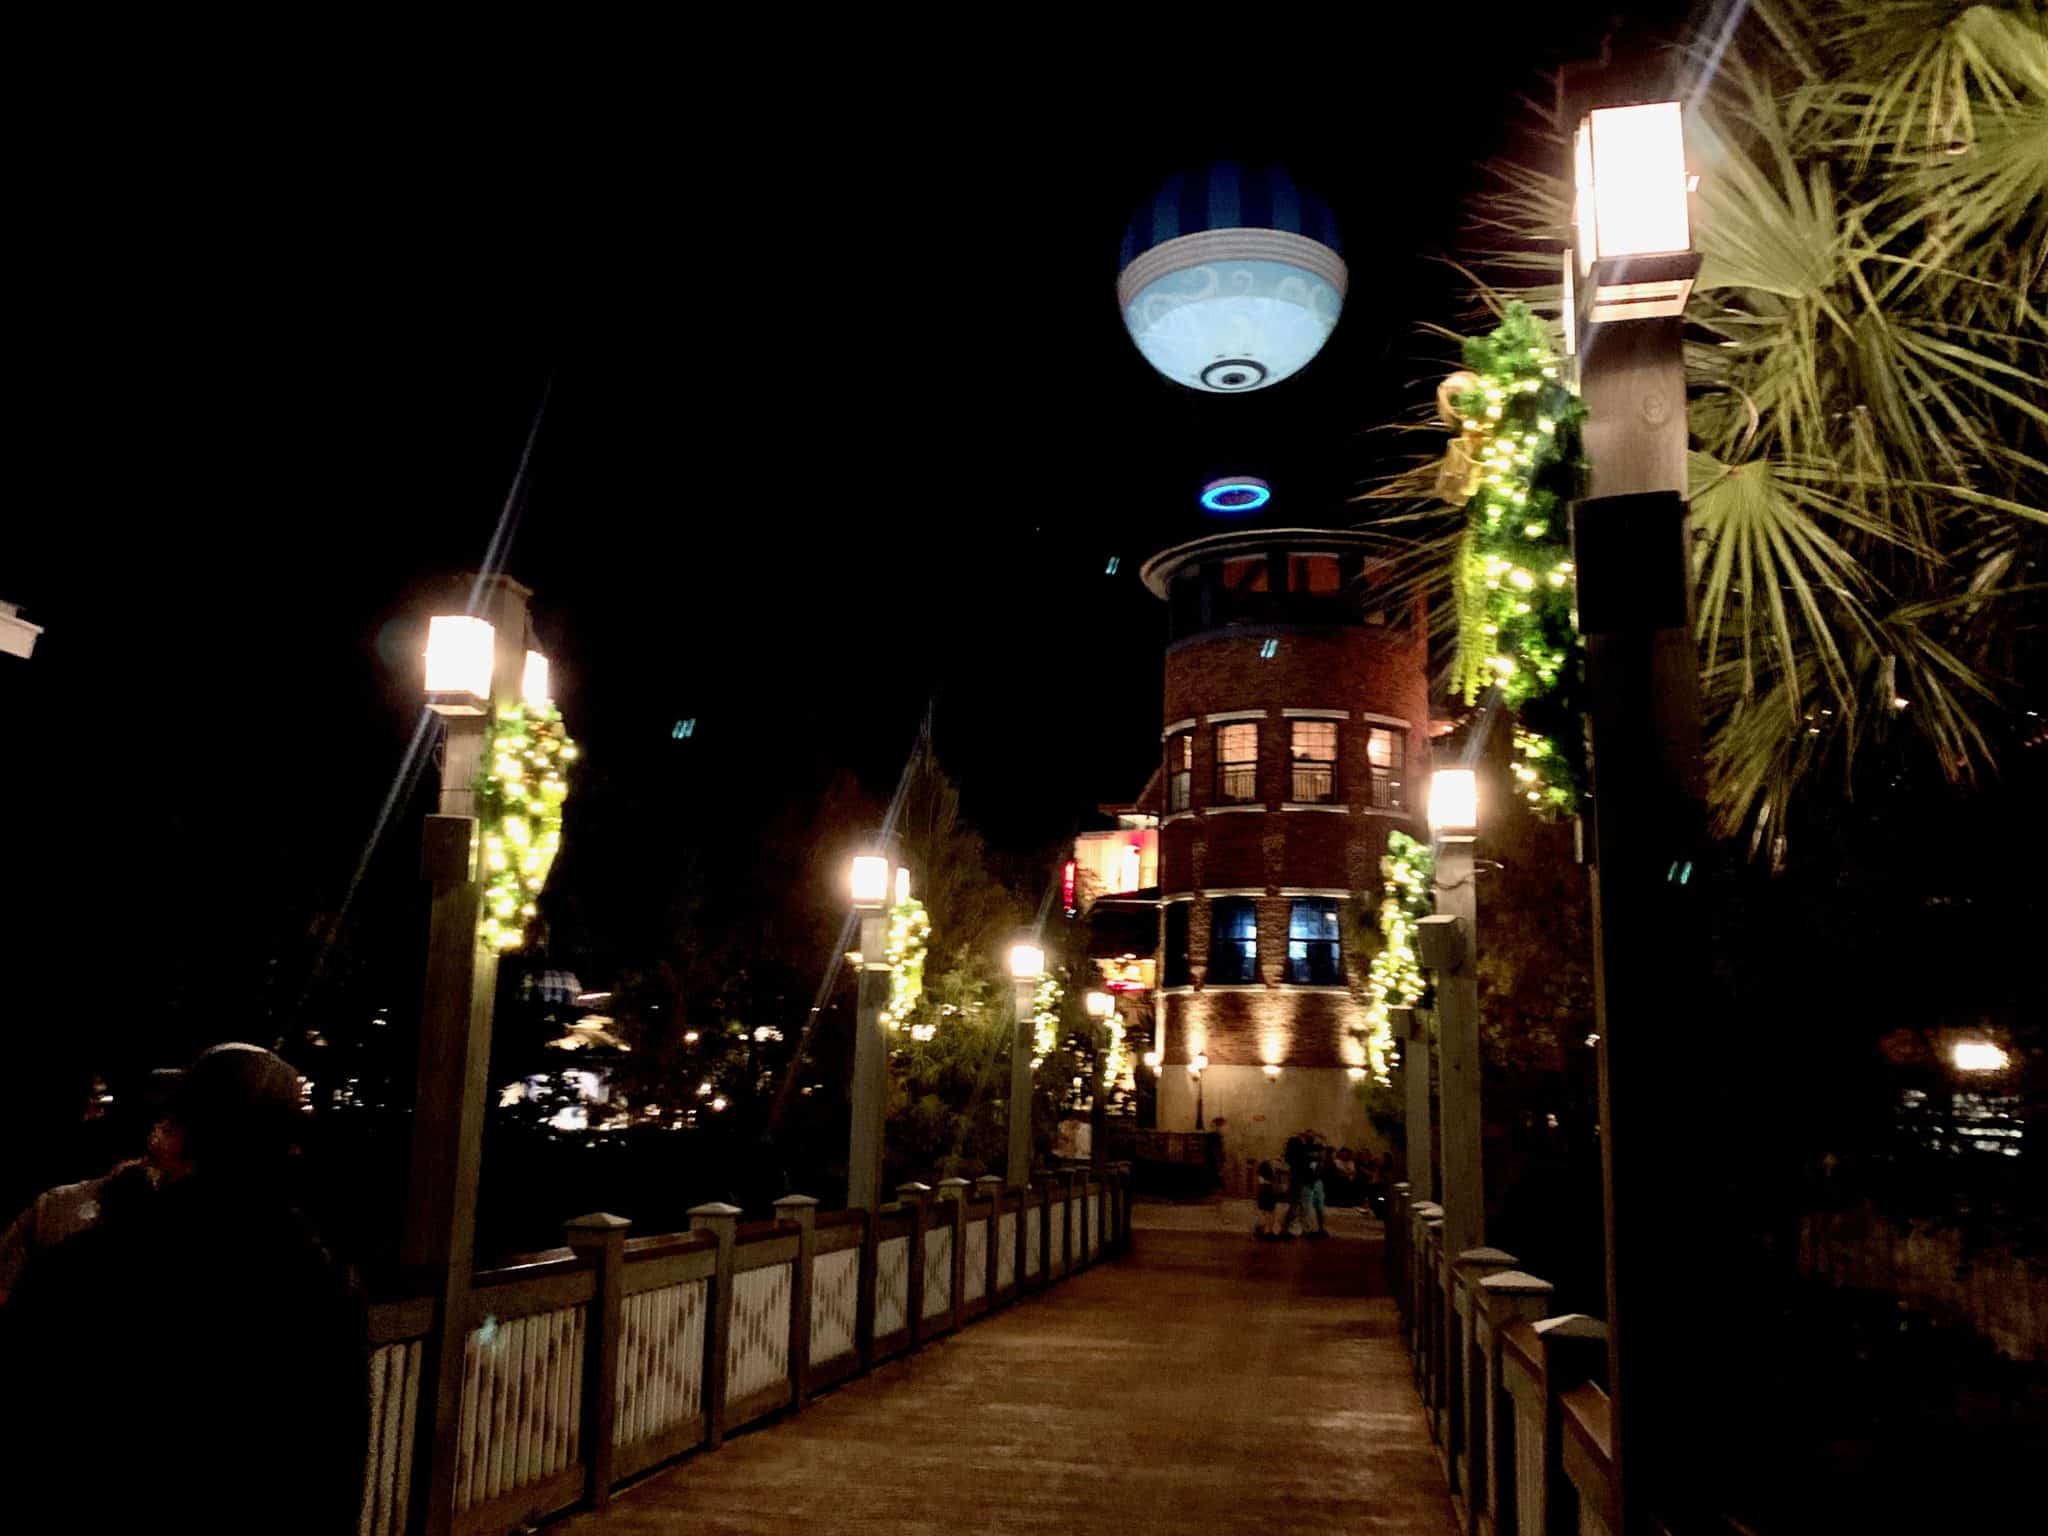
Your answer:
(1030, 974), (1063, 1068)
(1435, 303), (1589, 814)
(475, 703), (577, 951)
(1360, 831), (1434, 1084)
(880, 895), (932, 1039)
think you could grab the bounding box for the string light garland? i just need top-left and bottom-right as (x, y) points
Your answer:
(1030, 974), (1063, 1068)
(475, 703), (576, 951)
(1360, 831), (1434, 1083)
(1438, 303), (1589, 814)
(879, 895), (931, 1037)
(1100, 1012), (1129, 1092)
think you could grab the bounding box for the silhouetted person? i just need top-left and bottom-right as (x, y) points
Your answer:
(0, 1068), (184, 1305)
(4, 1043), (365, 1536)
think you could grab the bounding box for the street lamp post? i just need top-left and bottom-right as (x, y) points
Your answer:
(1189, 1052), (1208, 1130)
(1564, 63), (1708, 1536)
(846, 853), (893, 1213)
(1419, 769), (1482, 1260)
(407, 571), (548, 1536)
(1006, 939), (1044, 1189)
(1084, 989), (1113, 1170)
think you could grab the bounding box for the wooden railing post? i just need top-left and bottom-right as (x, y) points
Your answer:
(773, 1194), (818, 1413)
(1511, 1315), (1607, 1536)
(1450, 1247), (1521, 1513)
(1474, 1270), (1553, 1536)
(1408, 1204), (1443, 1392)
(937, 1178), (969, 1332)
(1561, 1381), (1618, 1536)
(1388, 1182), (1411, 1316)
(563, 1213), (630, 1511)
(897, 1182), (931, 1347)
(976, 1175), (1006, 1305)
(1068, 1170), (1086, 1270)
(689, 1202), (741, 1447)
(856, 1203), (878, 1373)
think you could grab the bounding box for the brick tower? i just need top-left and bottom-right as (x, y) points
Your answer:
(1139, 524), (1429, 1180)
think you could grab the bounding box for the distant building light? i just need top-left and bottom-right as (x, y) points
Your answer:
(1953, 1041), (2010, 1073)
(1105, 555), (1121, 575)
(1258, 638), (1279, 659)
(671, 718), (697, 740)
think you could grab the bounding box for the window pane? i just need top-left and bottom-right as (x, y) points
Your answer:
(1166, 733), (1192, 812)
(1291, 721), (1337, 761)
(1208, 898), (1257, 983)
(1288, 899), (1340, 940)
(1367, 728), (1406, 810)
(1288, 553), (1341, 594)
(1164, 903), (1190, 987)
(1286, 899), (1341, 985)
(1217, 723), (1258, 803)
(1222, 556), (1269, 593)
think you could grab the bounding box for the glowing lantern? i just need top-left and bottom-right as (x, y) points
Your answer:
(1571, 101), (1698, 325)
(850, 854), (890, 910)
(1118, 163), (1345, 393)
(1428, 769), (1479, 842)
(1008, 942), (1045, 981)
(424, 615), (494, 715)
(521, 650), (551, 708)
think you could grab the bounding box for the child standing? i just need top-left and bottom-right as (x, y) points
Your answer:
(1254, 1159), (1283, 1239)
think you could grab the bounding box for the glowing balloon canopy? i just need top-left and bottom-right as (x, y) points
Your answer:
(1118, 163), (1346, 394)
(1200, 477), (1271, 513)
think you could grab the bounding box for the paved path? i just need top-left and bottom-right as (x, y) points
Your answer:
(556, 1200), (1455, 1536)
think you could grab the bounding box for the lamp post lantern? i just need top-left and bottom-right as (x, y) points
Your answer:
(1421, 769), (1483, 1260)
(845, 853), (894, 1213)
(1563, 51), (1708, 1536)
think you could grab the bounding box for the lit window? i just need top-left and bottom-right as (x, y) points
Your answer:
(1217, 722), (1259, 804)
(1209, 898), (1257, 984)
(1290, 720), (1337, 803)
(1367, 727), (1406, 810)
(1163, 902), (1191, 988)
(1288, 553), (1341, 595)
(1167, 732), (1192, 812)
(1288, 900), (1342, 985)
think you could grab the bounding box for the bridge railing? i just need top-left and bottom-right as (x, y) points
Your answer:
(359, 1164), (1134, 1536)
(1385, 1181), (1615, 1536)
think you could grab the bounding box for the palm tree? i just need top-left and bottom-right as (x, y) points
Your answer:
(1360, 0), (2047, 857)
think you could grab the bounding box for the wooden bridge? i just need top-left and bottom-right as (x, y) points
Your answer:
(357, 1173), (1459, 1536)
(554, 1201), (1453, 1536)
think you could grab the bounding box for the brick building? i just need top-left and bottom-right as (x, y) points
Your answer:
(1137, 524), (1429, 1177)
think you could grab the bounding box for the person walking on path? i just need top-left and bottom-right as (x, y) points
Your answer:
(1287, 1130), (1328, 1239)
(2, 1043), (366, 1536)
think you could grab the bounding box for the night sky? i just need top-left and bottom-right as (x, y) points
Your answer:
(1, 9), (1686, 1069)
